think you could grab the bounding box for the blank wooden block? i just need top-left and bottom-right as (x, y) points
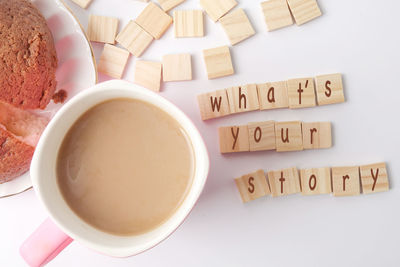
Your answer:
(162, 54), (192, 81)
(97, 44), (130, 79)
(275, 121), (303, 152)
(203, 46), (234, 79)
(257, 81), (289, 110)
(174, 10), (204, 37)
(248, 121), (276, 151)
(136, 2), (173, 39)
(287, 77), (316, 109)
(87, 15), (119, 44)
(71, 0), (92, 9)
(134, 60), (162, 92)
(315, 73), (345, 106)
(332, 166), (360, 196)
(287, 0), (322, 25)
(219, 8), (255, 45)
(360, 162), (389, 194)
(115, 21), (154, 57)
(197, 89), (230, 120)
(219, 125), (249, 153)
(226, 84), (259, 114)
(235, 169), (271, 203)
(302, 122), (332, 149)
(157, 0), (185, 12)
(268, 167), (300, 197)
(200, 0), (237, 22)
(300, 168), (331, 195)
(261, 0), (293, 31)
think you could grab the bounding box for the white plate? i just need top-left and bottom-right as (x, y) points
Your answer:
(0, 0), (97, 198)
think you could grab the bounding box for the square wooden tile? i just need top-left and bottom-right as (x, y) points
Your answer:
(134, 60), (162, 92)
(257, 81), (289, 110)
(157, 0), (185, 12)
(136, 2), (173, 39)
(275, 121), (303, 152)
(115, 21), (154, 57)
(302, 122), (332, 149)
(287, 0), (322, 25)
(219, 8), (255, 45)
(235, 169), (271, 203)
(174, 10), (204, 37)
(162, 53), (192, 81)
(219, 125), (249, 153)
(268, 167), (300, 197)
(97, 44), (130, 79)
(332, 166), (360, 196)
(300, 168), (331, 195)
(71, 0), (92, 9)
(261, 0), (293, 31)
(87, 15), (119, 44)
(248, 121), (276, 151)
(226, 84), (259, 114)
(287, 77), (316, 109)
(315, 73), (345, 106)
(360, 162), (389, 194)
(197, 89), (231, 120)
(200, 0), (237, 22)
(203, 46), (234, 79)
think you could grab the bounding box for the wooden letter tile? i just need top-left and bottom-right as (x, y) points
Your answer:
(248, 121), (276, 151)
(300, 168), (331, 195)
(115, 21), (154, 57)
(197, 89), (230, 120)
(226, 84), (259, 114)
(97, 44), (130, 79)
(162, 53), (192, 81)
(203, 46), (234, 79)
(200, 0), (237, 22)
(135, 2), (173, 39)
(157, 0), (185, 12)
(71, 0), (92, 9)
(360, 162), (389, 194)
(267, 167), (300, 197)
(257, 81), (289, 110)
(235, 170), (271, 203)
(286, 0), (322, 26)
(315, 73), (345, 106)
(134, 60), (162, 92)
(87, 15), (119, 44)
(332, 166), (360, 196)
(219, 8), (255, 45)
(219, 125), (249, 153)
(275, 121), (303, 152)
(174, 10), (204, 37)
(302, 122), (332, 149)
(261, 0), (293, 31)
(287, 77), (316, 109)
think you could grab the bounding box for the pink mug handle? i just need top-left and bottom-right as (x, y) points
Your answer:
(20, 218), (73, 267)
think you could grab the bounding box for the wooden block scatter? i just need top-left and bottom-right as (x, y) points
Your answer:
(268, 167), (301, 197)
(219, 8), (255, 45)
(300, 168), (331, 195)
(162, 54), (192, 81)
(219, 125), (249, 153)
(226, 84), (259, 114)
(315, 73), (345, 106)
(115, 21), (153, 57)
(157, 0), (185, 12)
(71, 0), (92, 9)
(87, 15), (119, 44)
(136, 2), (173, 39)
(235, 170), (271, 203)
(287, 77), (316, 109)
(360, 162), (389, 194)
(200, 0), (237, 22)
(197, 89), (230, 120)
(302, 122), (332, 149)
(203, 46), (234, 79)
(174, 10), (204, 37)
(248, 121), (276, 151)
(332, 166), (360, 196)
(97, 44), (130, 79)
(287, 0), (322, 26)
(257, 81), (289, 110)
(261, 0), (293, 31)
(134, 60), (162, 92)
(275, 121), (303, 152)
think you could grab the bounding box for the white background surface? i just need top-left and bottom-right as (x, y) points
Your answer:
(1, 0), (400, 266)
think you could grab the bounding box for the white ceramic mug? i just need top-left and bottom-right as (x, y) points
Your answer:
(20, 80), (209, 266)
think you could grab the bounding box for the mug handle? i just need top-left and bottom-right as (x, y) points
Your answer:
(20, 218), (73, 267)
